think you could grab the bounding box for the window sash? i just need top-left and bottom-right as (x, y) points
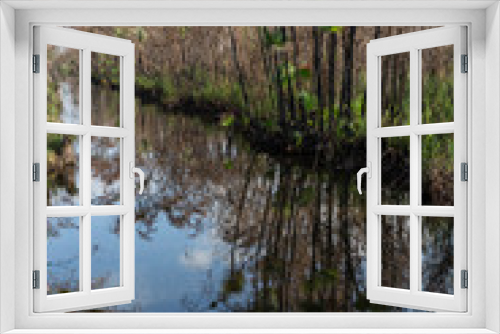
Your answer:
(32, 26), (136, 313)
(366, 26), (467, 312)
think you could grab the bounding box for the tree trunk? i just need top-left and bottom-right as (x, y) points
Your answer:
(228, 27), (249, 107)
(327, 171), (335, 310)
(341, 170), (354, 311)
(290, 27), (308, 126)
(328, 30), (338, 134)
(275, 51), (286, 129)
(285, 53), (296, 123)
(258, 27), (275, 117)
(340, 27), (356, 134)
(313, 27), (324, 133)
(361, 27), (381, 120)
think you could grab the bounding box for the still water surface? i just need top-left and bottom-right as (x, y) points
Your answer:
(47, 88), (452, 312)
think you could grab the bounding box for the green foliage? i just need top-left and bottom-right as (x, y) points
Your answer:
(135, 27), (147, 42)
(351, 93), (367, 137)
(297, 67), (311, 79)
(384, 136), (410, 150)
(47, 133), (65, 154)
(136, 75), (159, 90)
(114, 27), (124, 38)
(293, 131), (303, 146)
(223, 159), (234, 170)
(303, 268), (338, 292)
(47, 82), (62, 123)
(421, 133), (454, 175)
(179, 27), (187, 39)
(265, 119), (276, 129)
(298, 90), (317, 112)
(286, 62), (296, 79)
(222, 270), (245, 295)
(222, 115), (235, 127)
(329, 26), (343, 34)
(92, 53), (120, 86)
(421, 74), (454, 124)
(320, 26), (343, 34)
(263, 28), (285, 47)
(319, 268), (337, 281)
(297, 186), (315, 207)
(277, 62), (297, 83)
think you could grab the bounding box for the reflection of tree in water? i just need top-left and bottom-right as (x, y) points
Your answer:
(48, 216), (142, 312)
(132, 109), (424, 312)
(47, 217), (118, 295)
(47, 218), (80, 295)
(421, 217), (454, 295)
(46, 80), (453, 313)
(46, 91), (452, 312)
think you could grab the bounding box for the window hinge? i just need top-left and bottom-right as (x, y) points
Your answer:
(461, 162), (468, 181)
(33, 54), (40, 73)
(33, 163), (40, 182)
(33, 270), (40, 289)
(461, 54), (468, 73)
(461, 270), (468, 289)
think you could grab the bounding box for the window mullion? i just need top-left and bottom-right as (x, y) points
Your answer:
(373, 205), (454, 217)
(373, 205), (411, 215)
(82, 48), (92, 294)
(46, 123), (88, 135)
(81, 213), (91, 293)
(409, 48), (420, 294)
(413, 122), (454, 135)
(46, 206), (89, 217)
(89, 205), (130, 216)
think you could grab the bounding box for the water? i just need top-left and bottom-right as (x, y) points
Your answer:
(47, 88), (451, 312)
(98, 107), (376, 312)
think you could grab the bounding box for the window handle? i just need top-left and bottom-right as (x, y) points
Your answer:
(129, 162), (145, 195)
(357, 162), (371, 195)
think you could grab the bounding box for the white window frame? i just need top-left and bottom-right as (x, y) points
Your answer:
(0, 1), (499, 333)
(33, 26), (136, 313)
(365, 26), (468, 312)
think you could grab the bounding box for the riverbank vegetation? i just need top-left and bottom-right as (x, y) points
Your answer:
(65, 26), (454, 201)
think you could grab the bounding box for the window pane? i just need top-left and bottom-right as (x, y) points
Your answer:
(381, 52), (410, 127)
(421, 45), (454, 124)
(421, 217), (454, 294)
(47, 217), (80, 295)
(422, 133), (454, 206)
(381, 137), (410, 205)
(91, 215), (121, 290)
(47, 45), (80, 124)
(47, 134), (80, 206)
(91, 137), (121, 205)
(381, 215), (410, 290)
(91, 52), (120, 127)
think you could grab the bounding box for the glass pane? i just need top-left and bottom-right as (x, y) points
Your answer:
(91, 215), (121, 290)
(381, 52), (410, 127)
(47, 217), (80, 295)
(421, 217), (454, 294)
(91, 52), (120, 127)
(47, 45), (80, 124)
(421, 45), (454, 124)
(91, 137), (121, 205)
(47, 134), (80, 206)
(381, 215), (410, 290)
(381, 137), (410, 205)
(422, 133), (454, 206)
